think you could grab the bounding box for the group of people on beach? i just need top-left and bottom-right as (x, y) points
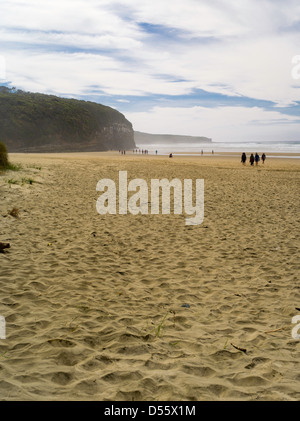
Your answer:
(133, 149), (149, 154)
(241, 152), (266, 166)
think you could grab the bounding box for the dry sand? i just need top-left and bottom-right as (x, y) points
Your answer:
(0, 151), (300, 401)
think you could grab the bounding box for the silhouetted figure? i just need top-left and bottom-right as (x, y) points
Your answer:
(255, 153), (260, 165)
(169, 153), (173, 158)
(250, 153), (255, 166)
(262, 153), (266, 164)
(241, 152), (247, 164)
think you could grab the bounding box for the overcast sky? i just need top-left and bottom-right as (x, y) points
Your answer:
(1, 0), (300, 142)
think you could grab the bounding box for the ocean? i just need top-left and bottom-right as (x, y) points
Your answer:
(135, 140), (300, 157)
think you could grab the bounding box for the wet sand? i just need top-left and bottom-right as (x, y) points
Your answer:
(0, 152), (300, 401)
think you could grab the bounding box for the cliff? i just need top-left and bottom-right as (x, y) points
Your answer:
(0, 88), (135, 152)
(134, 131), (212, 145)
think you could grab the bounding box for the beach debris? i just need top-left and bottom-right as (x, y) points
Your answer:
(8, 207), (19, 218)
(169, 341), (181, 347)
(3, 207), (19, 218)
(91, 231), (96, 237)
(231, 343), (247, 353)
(223, 339), (229, 349)
(155, 313), (169, 338)
(181, 303), (190, 308)
(0, 242), (10, 253)
(264, 327), (285, 334)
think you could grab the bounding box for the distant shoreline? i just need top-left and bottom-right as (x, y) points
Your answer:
(135, 142), (300, 155)
(9, 150), (300, 159)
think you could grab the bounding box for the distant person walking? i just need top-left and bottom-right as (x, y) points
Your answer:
(249, 153), (255, 166)
(255, 153), (260, 165)
(241, 152), (247, 165)
(262, 153), (266, 164)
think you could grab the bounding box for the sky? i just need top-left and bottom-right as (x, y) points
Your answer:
(0, 0), (300, 142)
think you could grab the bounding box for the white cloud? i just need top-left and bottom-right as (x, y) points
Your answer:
(3, 49), (197, 97)
(0, 55), (6, 80)
(0, 29), (142, 51)
(1, 0), (299, 102)
(0, 0), (300, 140)
(125, 105), (300, 142)
(0, 0), (139, 36)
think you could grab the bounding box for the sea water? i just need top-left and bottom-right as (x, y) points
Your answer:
(136, 141), (300, 157)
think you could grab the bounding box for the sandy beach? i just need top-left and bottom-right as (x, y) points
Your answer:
(0, 151), (300, 401)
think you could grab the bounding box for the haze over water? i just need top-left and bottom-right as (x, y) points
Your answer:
(136, 141), (300, 155)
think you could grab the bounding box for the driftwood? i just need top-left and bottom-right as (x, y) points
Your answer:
(231, 343), (247, 353)
(0, 242), (10, 253)
(264, 327), (285, 334)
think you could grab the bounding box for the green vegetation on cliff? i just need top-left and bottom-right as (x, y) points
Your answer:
(0, 87), (135, 152)
(0, 141), (8, 168)
(134, 131), (212, 145)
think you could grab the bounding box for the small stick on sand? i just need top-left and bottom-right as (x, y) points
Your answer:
(264, 327), (285, 334)
(231, 343), (247, 353)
